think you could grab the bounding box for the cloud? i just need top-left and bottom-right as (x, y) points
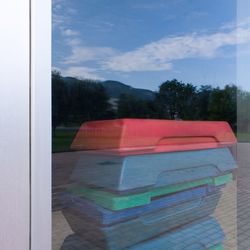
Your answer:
(65, 38), (82, 46)
(84, 20), (115, 32)
(52, 0), (66, 28)
(63, 46), (118, 64)
(102, 24), (250, 72)
(52, 0), (64, 4)
(53, 5), (250, 76)
(52, 4), (117, 65)
(221, 17), (250, 31)
(52, 66), (62, 72)
(61, 28), (79, 37)
(52, 0), (64, 8)
(52, 0), (77, 29)
(53, 13), (69, 29)
(60, 66), (104, 80)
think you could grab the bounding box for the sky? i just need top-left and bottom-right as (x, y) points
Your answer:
(52, 0), (250, 91)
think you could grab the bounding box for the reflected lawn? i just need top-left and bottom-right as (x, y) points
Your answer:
(237, 132), (250, 142)
(53, 128), (78, 153)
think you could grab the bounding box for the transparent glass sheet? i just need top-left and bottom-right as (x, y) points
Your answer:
(51, 1), (246, 249)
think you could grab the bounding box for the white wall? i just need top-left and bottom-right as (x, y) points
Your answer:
(0, 1), (51, 249)
(0, 1), (30, 249)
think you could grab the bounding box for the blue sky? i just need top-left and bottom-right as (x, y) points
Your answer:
(52, 0), (250, 91)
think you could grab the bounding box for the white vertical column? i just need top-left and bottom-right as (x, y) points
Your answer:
(30, 0), (51, 249)
(0, 1), (30, 249)
(237, 0), (250, 92)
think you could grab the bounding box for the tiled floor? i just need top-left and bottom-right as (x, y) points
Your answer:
(214, 181), (237, 250)
(52, 143), (250, 250)
(53, 211), (73, 250)
(237, 143), (250, 250)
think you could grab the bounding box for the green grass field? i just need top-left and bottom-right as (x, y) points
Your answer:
(52, 128), (78, 153)
(237, 132), (250, 142)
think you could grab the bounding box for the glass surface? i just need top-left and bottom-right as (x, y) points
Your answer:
(51, 1), (249, 249)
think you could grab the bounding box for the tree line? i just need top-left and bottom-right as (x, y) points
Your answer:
(53, 70), (249, 134)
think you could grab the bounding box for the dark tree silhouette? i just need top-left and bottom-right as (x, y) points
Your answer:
(208, 85), (237, 130)
(156, 79), (198, 120)
(52, 70), (68, 135)
(196, 85), (213, 120)
(52, 73), (113, 132)
(238, 89), (250, 132)
(117, 94), (156, 118)
(68, 79), (112, 123)
(52, 71), (241, 135)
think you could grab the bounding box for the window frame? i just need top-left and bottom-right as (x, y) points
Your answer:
(30, 0), (51, 249)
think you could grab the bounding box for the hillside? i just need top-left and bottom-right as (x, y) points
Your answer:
(63, 77), (156, 101)
(101, 80), (156, 100)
